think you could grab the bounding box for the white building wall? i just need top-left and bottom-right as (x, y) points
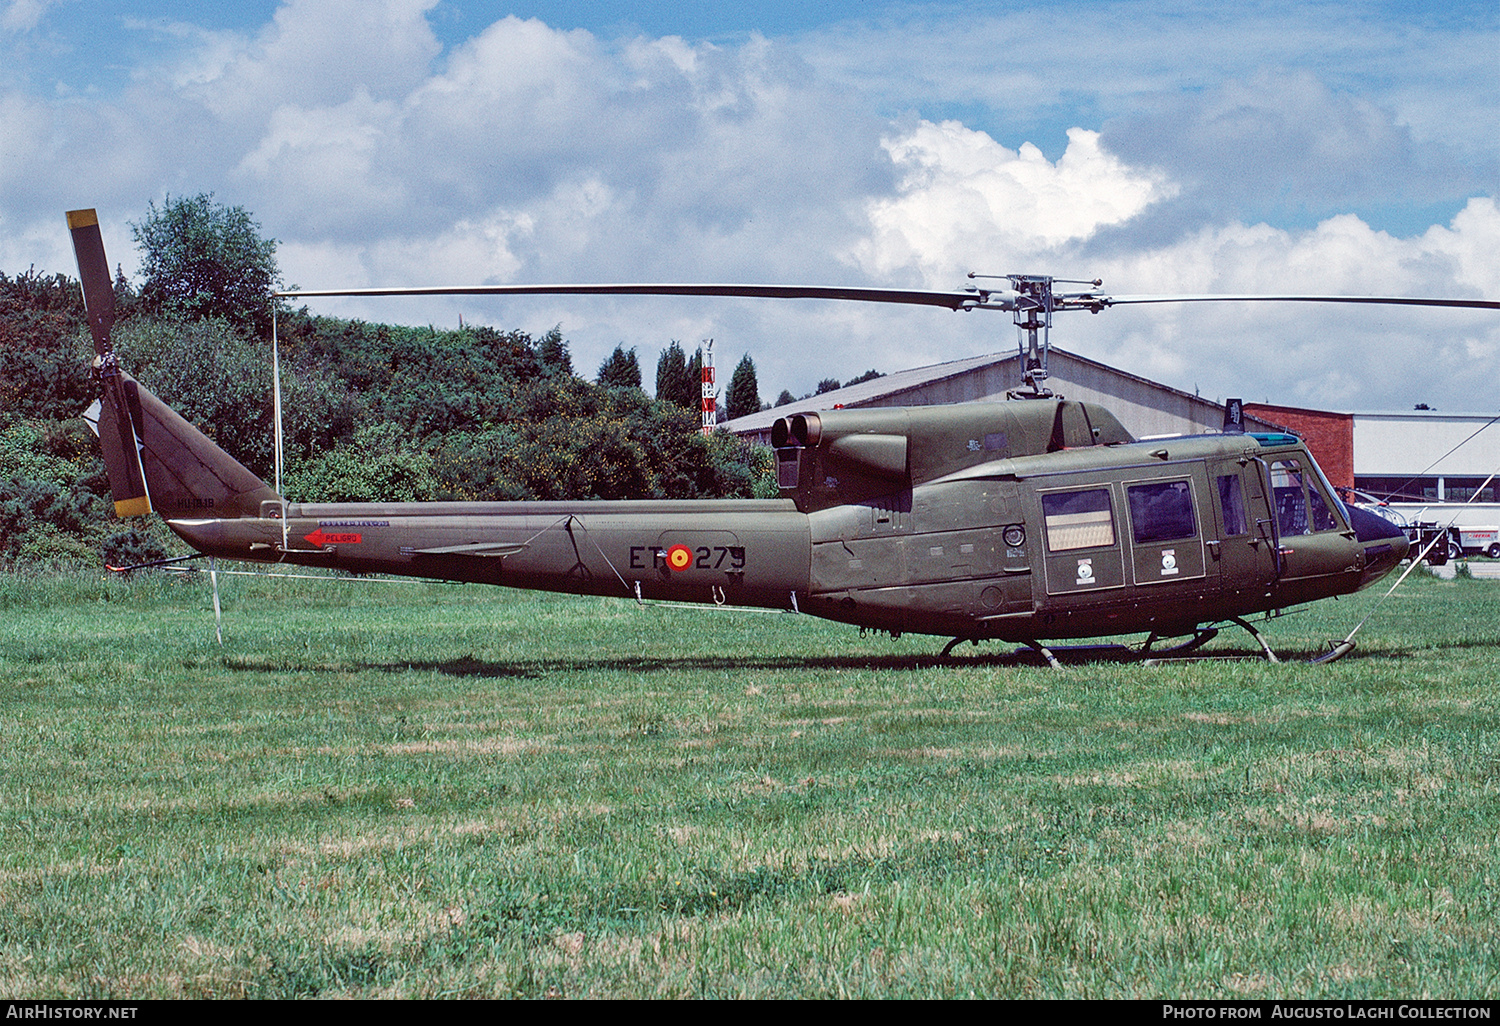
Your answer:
(1353, 413), (1500, 476)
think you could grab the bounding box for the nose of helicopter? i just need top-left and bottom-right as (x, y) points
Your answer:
(1348, 505), (1409, 589)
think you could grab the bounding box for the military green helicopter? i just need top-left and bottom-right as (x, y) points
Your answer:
(69, 208), (1498, 665)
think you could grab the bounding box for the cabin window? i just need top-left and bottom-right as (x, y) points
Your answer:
(1217, 474), (1247, 536)
(1127, 480), (1197, 544)
(1042, 489), (1115, 551)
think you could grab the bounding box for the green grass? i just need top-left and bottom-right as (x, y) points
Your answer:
(1, 567), (1498, 998)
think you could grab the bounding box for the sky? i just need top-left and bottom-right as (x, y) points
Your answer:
(3, 0), (1498, 412)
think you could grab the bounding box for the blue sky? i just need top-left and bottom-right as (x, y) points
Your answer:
(3, 0), (1498, 410)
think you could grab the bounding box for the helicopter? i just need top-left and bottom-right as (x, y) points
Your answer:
(68, 208), (1500, 665)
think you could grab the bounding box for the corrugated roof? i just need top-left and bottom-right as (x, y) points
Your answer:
(723, 351), (1016, 435)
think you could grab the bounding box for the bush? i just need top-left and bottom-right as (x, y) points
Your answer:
(284, 423), (441, 503)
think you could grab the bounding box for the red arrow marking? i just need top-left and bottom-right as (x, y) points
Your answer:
(305, 529), (362, 547)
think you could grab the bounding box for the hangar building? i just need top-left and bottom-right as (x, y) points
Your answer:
(724, 347), (1281, 445)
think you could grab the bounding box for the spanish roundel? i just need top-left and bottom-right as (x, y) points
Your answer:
(665, 544), (694, 572)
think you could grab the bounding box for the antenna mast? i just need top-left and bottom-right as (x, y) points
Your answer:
(700, 338), (716, 435)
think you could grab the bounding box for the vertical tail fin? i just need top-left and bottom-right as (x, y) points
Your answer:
(122, 372), (282, 519)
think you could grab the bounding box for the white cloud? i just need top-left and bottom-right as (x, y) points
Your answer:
(1, 2), (1497, 408)
(1073, 200), (1500, 409)
(233, 90), (406, 228)
(175, 0), (442, 122)
(851, 122), (1176, 284)
(2, 0), (58, 33)
(280, 208), (529, 293)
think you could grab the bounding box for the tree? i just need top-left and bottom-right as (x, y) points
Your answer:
(284, 423), (439, 503)
(536, 328), (573, 377)
(775, 389), (795, 407)
(110, 316), (276, 478)
(725, 354), (761, 420)
(844, 368), (883, 387)
(655, 341), (694, 409)
(597, 345), (642, 389)
(815, 377), (842, 395)
(131, 193), (281, 337)
(0, 268), (91, 424)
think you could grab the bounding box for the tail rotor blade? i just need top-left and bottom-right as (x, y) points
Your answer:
(68, 208), (152, 517)
(67, 209), (117, 356)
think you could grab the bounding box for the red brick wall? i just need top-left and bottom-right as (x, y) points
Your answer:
(1244, 404), (1355, 490)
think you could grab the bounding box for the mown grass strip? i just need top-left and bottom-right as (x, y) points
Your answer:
(1, 569), (1497, 997)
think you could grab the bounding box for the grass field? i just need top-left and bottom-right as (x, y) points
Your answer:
(1, 567), (1497, 999)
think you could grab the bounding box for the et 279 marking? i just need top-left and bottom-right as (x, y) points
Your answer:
(629, 545), (746, 572)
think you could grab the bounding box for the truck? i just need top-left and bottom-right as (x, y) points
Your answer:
(1452, 525), (1500, 560)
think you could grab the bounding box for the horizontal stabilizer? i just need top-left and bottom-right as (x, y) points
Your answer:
(408, 542), (529, 558)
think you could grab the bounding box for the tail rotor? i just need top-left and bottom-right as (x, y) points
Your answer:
(68, 208), (153, 518)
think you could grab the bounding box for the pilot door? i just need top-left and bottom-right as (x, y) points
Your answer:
(1206, 458), (1278, 596)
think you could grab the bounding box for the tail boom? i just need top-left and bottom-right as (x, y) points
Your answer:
(168, 500), (814, 609)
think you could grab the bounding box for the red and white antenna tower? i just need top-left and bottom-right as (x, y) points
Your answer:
(700, 338), (715, 436)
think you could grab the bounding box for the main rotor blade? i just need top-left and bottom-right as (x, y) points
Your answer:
(277, 282), (998, 311)
(279, 281), (1500, 314)
(66, 208), (117, 355)
(1094, 293), (1500, 311)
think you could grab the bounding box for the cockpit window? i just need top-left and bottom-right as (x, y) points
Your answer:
(1271, 460), (1309, 535)
(1271, 458), (1341, 535)
(1307, 485), (1338, 532)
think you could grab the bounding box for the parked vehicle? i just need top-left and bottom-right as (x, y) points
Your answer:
(1397, 522), (1500, 562)
(1453, 525), (1500, 560)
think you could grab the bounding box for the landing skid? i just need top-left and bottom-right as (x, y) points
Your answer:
(1140, 626), (1219, 657)
(939, 636), (1134, 667)
(1139, 617), (1280, 665)
(937, 616), (1328, 667)
(1229, 616), (1279, 663)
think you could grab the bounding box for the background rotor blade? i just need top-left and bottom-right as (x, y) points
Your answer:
(66, 208), (117, 355)
(277, 282), (1002, 310)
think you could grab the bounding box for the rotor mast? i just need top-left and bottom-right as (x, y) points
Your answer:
(968, 274), (1105, 399)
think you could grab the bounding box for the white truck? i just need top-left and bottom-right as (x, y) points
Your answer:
(1405, 522), (1500, 562)
(1452, 525), (1500, 560)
